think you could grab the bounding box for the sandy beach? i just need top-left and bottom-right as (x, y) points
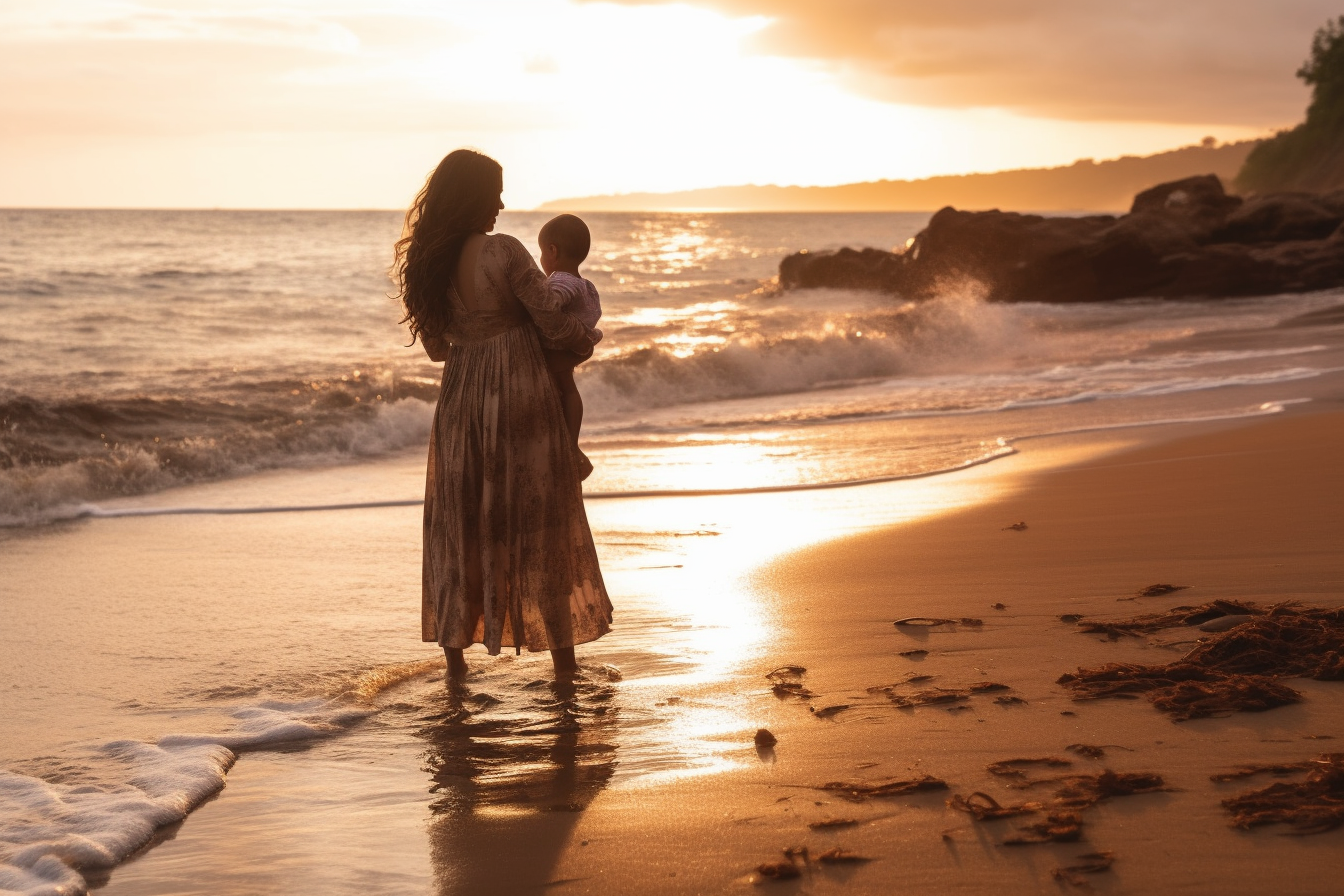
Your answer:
(41, 405), (1331, 895)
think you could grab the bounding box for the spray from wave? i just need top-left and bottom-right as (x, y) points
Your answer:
(0, 375), (437, 527)
(579, 287), (1021, 415)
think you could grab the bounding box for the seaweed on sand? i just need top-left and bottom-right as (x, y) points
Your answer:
(1136, 583), (1190, 598)
(992, 764), (1168, 805)
(767, 665), (816, 699)
(952, 768), (1167, 848)
(1077, 599), (1265, 638)
(987, 757), (1072, 781)
(998, 774), (1165, 844)
(1221, 754), (1344, 834)
(883, 682), (1011, 709)
(1002, 812), (1084, 845)
(1045, 771), (1170, 809)
(1065, 743), (1130, 759)
(1211, 760), (1320, 782)
(947, 791), (1043, 820)
(816, 848), (871, 864)
(892, 617), (983, 627)
(819, 776), (949, 802)
(1067, 744), (1106, 759)
(1052, 852), (1115, 887)
(755, 860), (801, 881)
(1059, 604), (1344, 719)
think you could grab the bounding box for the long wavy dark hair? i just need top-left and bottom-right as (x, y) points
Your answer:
(393, 149), (503, 344)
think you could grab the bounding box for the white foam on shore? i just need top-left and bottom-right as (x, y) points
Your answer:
(0, 700), (370, 896)
(42, 398), (1306, 515)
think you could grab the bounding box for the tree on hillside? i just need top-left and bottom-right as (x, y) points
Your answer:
(1236, 16), (1344, 194)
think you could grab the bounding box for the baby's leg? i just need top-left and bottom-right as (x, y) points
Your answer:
(543, 351), (582, 437)
(542, 350), (593, 480)
(560, 376), (584, 441)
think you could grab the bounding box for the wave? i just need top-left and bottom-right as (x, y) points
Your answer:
(3, 282), (1337, 526)
(883, 366), (1336, 421)
(0, 699), (372, 896)
(0, 384), (436, 527)
(579, 290), (1332, 423)
(0, 279), (60, 297)
(579, 290), (1023, 415)
(51, 400), (1303, 517)
(585, 362), (1336, 434)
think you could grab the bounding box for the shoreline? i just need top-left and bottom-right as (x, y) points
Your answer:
(78, 404), (1343, 895)
(15, 394), (1305, 528)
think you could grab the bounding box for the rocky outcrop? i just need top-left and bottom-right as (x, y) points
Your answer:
(779, 176), (1344, 302)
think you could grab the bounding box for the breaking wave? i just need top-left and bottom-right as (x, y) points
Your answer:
(0, 383), (436, 527)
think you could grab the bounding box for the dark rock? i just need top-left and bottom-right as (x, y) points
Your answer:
(1214, 193), (1344, 244)
(778, 246), (905, 291)
(901, 208), (1116, 302)
(1130, 174), (1242, 218)
(1318, 190), (1344, 218)
(780, 175), (1344, 302)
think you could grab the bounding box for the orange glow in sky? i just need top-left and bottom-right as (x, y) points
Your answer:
(0, 0), (1328, 209)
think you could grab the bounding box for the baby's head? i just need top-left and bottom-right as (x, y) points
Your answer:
(538, 214), (591, 276)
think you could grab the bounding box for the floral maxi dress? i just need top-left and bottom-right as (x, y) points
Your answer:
(420, 233), (612, 654)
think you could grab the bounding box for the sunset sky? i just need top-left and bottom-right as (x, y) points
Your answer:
(2, 0), (1337, 209)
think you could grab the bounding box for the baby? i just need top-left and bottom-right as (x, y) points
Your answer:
(538, 213), (602, 480)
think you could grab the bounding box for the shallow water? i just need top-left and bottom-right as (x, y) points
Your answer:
(1, 435), (1046, 895)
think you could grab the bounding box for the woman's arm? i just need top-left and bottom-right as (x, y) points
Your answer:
(422, 332), (451, 362)
(500, 236), (593, 356)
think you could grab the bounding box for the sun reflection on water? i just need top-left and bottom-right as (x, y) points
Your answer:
(604, 300), (739, 329)
(579, 464), (1007, 786)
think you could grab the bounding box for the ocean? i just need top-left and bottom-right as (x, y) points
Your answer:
(4, 208), (1342, 523)
(2, 209), (1344, 894)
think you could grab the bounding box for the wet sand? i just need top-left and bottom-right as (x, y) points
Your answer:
(64, 408), (1344, 895)
(539, 408), (1344, 895)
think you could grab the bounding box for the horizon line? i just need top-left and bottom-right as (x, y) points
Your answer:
(2, 137), (1258, 215)
(1, 205), (966, 213)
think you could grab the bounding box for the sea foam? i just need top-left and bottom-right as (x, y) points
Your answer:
(0, 700), (370, 896)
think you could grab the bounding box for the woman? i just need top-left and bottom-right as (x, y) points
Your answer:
(393, 149), (612, 680)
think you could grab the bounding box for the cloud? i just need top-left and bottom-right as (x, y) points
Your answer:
(0, 4), (553, 138)
(586, 0), (1337, 126)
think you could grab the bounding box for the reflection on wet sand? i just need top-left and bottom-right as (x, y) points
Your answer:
(416, 671), (619, 895)
(408, 472), (1012, 895)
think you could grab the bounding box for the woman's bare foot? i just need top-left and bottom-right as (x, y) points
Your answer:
(444, 647), (468, 680)
(551, 646), (579, 679)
